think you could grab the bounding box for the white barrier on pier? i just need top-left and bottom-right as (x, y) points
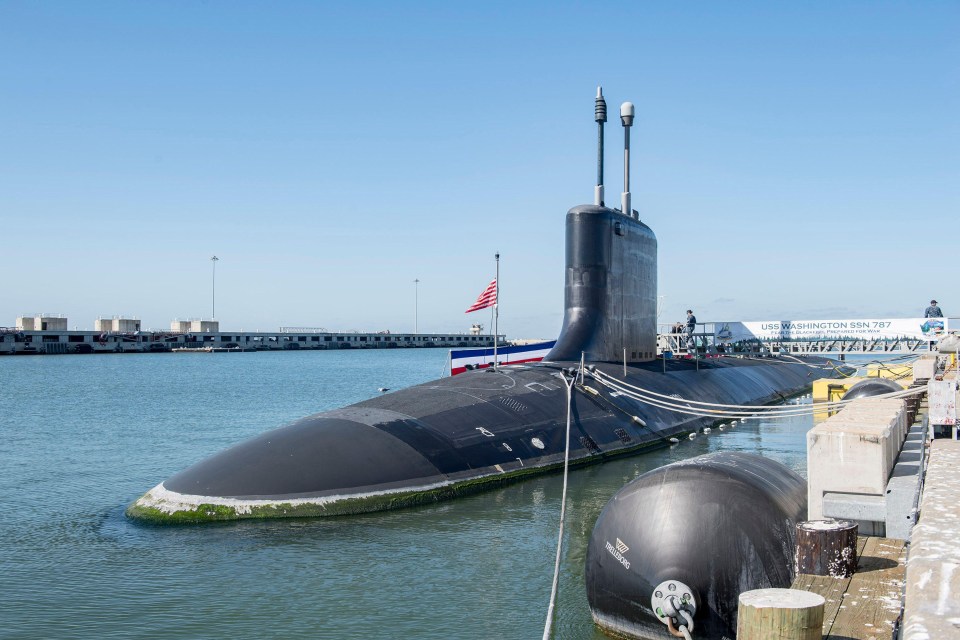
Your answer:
(806, 399), (908, 528)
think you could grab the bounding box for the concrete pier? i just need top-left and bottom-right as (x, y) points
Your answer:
(902, 439), (960, 639)
(0, 327), (501, 355)
(806, 397), (918, 535)
(797, 369), (960, 639)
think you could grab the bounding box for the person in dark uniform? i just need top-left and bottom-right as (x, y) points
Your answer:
(925, 300), (943, 318)
(685, 310), (697, 353)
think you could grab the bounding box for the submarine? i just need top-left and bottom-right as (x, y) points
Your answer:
(128, 89), (848, 523)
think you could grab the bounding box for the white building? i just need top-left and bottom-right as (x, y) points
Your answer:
(171, 318), (220, 333)
(16, 314), (68, 331)
(95, 317), (142, 332)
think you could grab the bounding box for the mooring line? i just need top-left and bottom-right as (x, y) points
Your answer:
(542, 366), (579, 640)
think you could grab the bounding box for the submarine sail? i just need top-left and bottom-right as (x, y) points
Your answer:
(128, 91), (847, 523)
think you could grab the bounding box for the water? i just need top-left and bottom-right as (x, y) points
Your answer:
(0, 350), (817, 639)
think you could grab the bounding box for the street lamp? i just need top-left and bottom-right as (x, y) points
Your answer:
(211, 255), (219, 318)
(414, 278), (420, 334)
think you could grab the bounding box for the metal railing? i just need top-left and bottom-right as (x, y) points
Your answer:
(657, 321), (946, 357)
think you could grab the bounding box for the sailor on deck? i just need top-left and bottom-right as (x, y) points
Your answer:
(685, 310), (697, 352)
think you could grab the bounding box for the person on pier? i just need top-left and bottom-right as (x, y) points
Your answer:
(925, 299), (943, 318)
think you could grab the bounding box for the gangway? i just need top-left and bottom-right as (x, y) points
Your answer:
(658, 318), (954, 358)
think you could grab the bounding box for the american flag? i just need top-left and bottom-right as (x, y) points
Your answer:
(465, 278), (497, 313)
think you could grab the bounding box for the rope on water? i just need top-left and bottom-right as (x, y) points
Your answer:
(542, 366), (579, 640)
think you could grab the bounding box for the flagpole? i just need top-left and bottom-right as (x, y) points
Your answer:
(494, 252), (499, 371)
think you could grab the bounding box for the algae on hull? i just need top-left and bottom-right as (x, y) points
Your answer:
(125, 438), (672, 524)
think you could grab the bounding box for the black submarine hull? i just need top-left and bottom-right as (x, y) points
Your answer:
(128, 97), (849, 523)
(127, 355), (837, 522)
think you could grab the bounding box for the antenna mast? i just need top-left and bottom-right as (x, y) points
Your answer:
(595, 87), (607, 206)
(620, 102), (634, 217)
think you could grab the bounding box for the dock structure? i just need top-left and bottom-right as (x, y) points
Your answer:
(807, 393), (923, 536)
(902, 439), (960, 639)
(0, 326), (502, 355)
(790, 355), (960, 639)
(0, 314), (505, 355)
(791, 536), (907, 640)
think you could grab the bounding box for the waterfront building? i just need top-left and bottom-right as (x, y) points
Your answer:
(16, 314), (67, 331)
(95, 316), (142, 332)
(0, 315), (501, 355)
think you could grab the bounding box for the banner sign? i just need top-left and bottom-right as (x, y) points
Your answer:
(450, 340), (556, 375)
(713, 318), (950, 343)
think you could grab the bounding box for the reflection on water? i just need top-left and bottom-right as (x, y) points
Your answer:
(0, 350), (816, 639)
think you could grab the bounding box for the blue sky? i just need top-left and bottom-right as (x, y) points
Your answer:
(1, 2), (957, 338)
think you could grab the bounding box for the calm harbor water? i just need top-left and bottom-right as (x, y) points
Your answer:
(0, 350), (818, 639)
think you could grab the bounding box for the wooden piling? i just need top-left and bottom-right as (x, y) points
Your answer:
(795, 519), (858, 577)
(736, 588), (825, 640)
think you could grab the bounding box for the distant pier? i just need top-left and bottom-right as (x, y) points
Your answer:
(1, 313), (503, 355)
(0, 325), (502, 355)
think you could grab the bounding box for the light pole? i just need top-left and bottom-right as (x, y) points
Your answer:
(211, 255), (219, 318)
(414, 278), (420, 334)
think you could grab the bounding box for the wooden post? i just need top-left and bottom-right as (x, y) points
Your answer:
(795, 519), (858, 577)
(736, 588), (824, 640)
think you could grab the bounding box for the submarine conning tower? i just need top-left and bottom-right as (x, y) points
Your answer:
(546, 205), (657, 363)
(546, 92), (658, 363)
